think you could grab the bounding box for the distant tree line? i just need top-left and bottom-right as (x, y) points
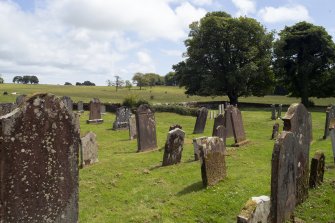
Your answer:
(64, 81), (96, 86)
(13, 75), (39, 84)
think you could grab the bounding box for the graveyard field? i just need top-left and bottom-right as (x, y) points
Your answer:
(2, 83), (335, 106)
(78, 109), (335, 222)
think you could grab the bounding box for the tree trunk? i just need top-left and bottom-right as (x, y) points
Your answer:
(301, 94), (309, 107)
(228, 92), (238, 106)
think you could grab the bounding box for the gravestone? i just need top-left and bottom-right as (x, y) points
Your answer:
(223, 105), (234, 137)
(323, 105), (335, 139)
(270, 131), (297, 223)
(100, 104), (106, 115)
(113, 106), (132, 130)
(193, 136), (208, 161)
(169, 124), (182, 131)
(309, 151), (325, 188)
(136, 104), (157, 152)
(77, 101), (84, 113)
(277, 104), (282, 119)
(199, 137), (226, 187)
(282, 103), (311, 205)
(231, 107), (248, 146)
(81, 131), (99, 167)
(162, 128), (185, 166)
(128, 114), (137, 140)
(0, 93), (79, 222)
(16, 94), (26, 105)
(330, 129), (335, 165)
(271, 104), (276, 120)
(214, 125), (227, 146)
(193, 107), (208, 134)
(87, 98), (103, 124)
(212, 114), (224, 136)
(61, 95), (73, 112)
(271, 123), (280, 140)
(0, 103), (16, 116)
(237, 196), (270, 223)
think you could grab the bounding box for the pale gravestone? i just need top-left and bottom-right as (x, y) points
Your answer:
(309, 151), (325, 189)
(223, 105), (234, 137)
(323, 105), (335, 139)
(212, 114), (224, 136)
(199, 137), (226, 187)
(271, 123), (280, 140)
(162, 128), (185, 166)
(270, 131), (297, 223)
(61, 95), (73, 112)
(16, 94), (26, 105)
(282, 103), (311, 205)
(113, 106), (132, 130)
(0, 103), (16, 116)
(271, 104), (276, 120)
(193, 107), (208, 134)
(100, 104), (106, 115)
(128, 114), (137, 140)
(136, 104), (157, 152)
(169, 124), (182, 131)
(0, 93), (79, 222)
(87, 98), (103, 124)
(193, 136), (208, 161)
(77, 101), (84, 113)
(81, 131), (99, 167)
(237, 196), (270, 223)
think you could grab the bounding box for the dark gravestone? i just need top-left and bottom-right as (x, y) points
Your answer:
(214, 125), (227, 146)
(282, 103), (311, 205)
(271, 104), (276, 120)
(270, 131), (297, 223)
(199, 137), (226, 187)
(309, 151), (325, 188)
(0, 103), (16, 116)
(193, 107), (208, 134)
(0, 93), (79, 222)
(128, 114), (137, 140)
(77, 101), (84, 113)
(16, 94), (27, 105)
(169, 124), (182, 131)
(223, 105), (234, 137)
(136, 104), (157, 152)
(212, 114), (224, 136)
(271, 123), (280, 140)
(81, 131), (99, 167)
(162, 128), (185, 166)
(87, 98), (103, 124)
(113, 106), (132, 130)
(61, 96), (73, 113)
(193, 136), (208, 161)
(330, 129), (335, 165)
(323, 105), (335, 139)
(277, 104), (282, 119)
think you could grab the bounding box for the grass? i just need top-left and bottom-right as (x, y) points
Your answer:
(1, 83), (335, 106)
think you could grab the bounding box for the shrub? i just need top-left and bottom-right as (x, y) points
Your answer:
(153, 105), (198, 116)
(122, 95), (138, 108)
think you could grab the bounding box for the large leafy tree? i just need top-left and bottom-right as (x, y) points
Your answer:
(274, 21), (335, 106)
(173, 12), (274, 105)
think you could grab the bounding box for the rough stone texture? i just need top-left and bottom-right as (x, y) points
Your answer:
(271, 104), (276, 120)
(282, 103), (311, 205)
(277, 104), (282, 119)
(87, 98), (103, 124)
(113, 106), (132, 130)
(323, 105), (335, 139)
(330, 129), (335, 165)
(199, 137), (226, 187)
(15, 94), (27, 106)
(169, 124), (182, 131)
(270, 131), (297, 223)
(162, 128), (185, 166)
(61, 96), (73, 113)
(0, 103), (16, 117)
(81, 131), (99, 167)
(0, 93), (80, 223)
(136, 104), (157, 152)
(309, 151), (325, 188)
(214, 125), (227, 146)
(193, 107), (208, 134)
(212, 114), (224, 136)
(193, 136), (208, 161)
(100, 104), (106, 114)
(237, 196), (270, 223)
(128, 114), (137, 140)
(77, 101), (84, 113)
(271, 123), (280, 140)
(231, 107), (247, 145)
(223, 105), (234, 137)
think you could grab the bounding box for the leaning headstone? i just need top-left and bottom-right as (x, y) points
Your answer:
(100, 104), (106, 115)
(231, 107), (249, 146)
(309, 151), (325, 188)
(81, 131), (99, 167)
(330, 129), (335, 165)
(0, 103), (16, 116)
(77, 101), (84, 113)
(214, 125), (227, 146)
(237, 196), (270, 223)
(282, 103), (311, 205)
(113, 106), (132, 130)
(271, 104), (276, 120)
(136, 104), (157, 152)
(212, 114), (224, 136)
(277, 104), (282, 119)
(128, 114), (137, 140)
(87, 98), (103, 124)
(193, 136), (208, 161)
(271, 123), (280, 140)
(169, 124), (182, 131)
(223, 105), (234, 137)
(61, 95), (73, 112)
(323, 105), (335, 139)
(270, 131), (297, 223)
(199, 137), (226, 187)
(162, 128), (185, 166)
(0, 93), (79, 222)
(16, 94), (26, 105)
(193, 107), (208, 134)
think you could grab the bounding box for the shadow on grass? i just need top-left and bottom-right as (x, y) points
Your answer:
(177, 181), (203, 196)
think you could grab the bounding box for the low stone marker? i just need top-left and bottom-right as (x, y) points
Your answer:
(193, 136), (208, 161)
(0, 93), (80, 222)
(223, 105), (234, 137)
(113, 106), (132, 130)
(87, 98), (103, 124)
(193, 107), (208, 134)
(199, 137), (226, 187)
(81, 131), (99, 167)
(77, 101), (84, 113)
(212, 114), (224, 136)
(277, 104), (282, 119)
(237, 195), (270, 223)
(214, 125), (227, 145)
(169, 124), (182, 131)
(136, 104), (157, 152)
(162, 128), (185, 166)
(16, 94), (26, 105)
(323, 105), (335, 139)
(128, 114), (137, 140)
(271, 104), (276, 120)
(309, 151), (325, 188)
(0, 103), (16, 116)
(271, 123), (280, 140)
(61, 95), (73, 112)
(100, 104), (106, 115)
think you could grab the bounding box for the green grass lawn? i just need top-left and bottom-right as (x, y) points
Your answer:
(78, 109), (335, 222)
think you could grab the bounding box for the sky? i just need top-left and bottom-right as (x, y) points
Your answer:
(0, 0), (334, 85)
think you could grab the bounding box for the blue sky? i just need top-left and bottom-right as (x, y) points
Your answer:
(0, 0), (334, 85)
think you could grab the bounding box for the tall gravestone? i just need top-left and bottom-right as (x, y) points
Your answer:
(309, 151), (325, 189)
(81, 131), (99, 167)
(223, 105), (234, 137)
(128, 114), (137, 140)
(0, 93), (79, 222)
(193, 107), (208, 134)
(330, 129), (335, 165)
(271, 104), (276, 120)
(0, 103), (16, 116)
(193, 136), (208, 161)
(87, 98), (103, 124)
(113, 106), (132, 130)
(135, 104), (157, 152)
(162, 128), (185, 166)
(271, 123), (280, 140)
(77, 101), (84, 113)
(214, 125), (227, 146)
(323, 105), (335, 139)
(212, 114), (224, 136)
(61, 96), (73, 113)
(231, 107), (248, 146)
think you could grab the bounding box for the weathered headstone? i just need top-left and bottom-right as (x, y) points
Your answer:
(282, 103), (311, 205)
(77, 101), (84, 113)
(169, 124), (182, 131)
(277, 104), (282, 119)
(223, 105), (234, 137)
(15, 94), (26, 105)
(100, 104), (106, 115)
(330, 129), (335, 165)
(309, 151), (325, 188)
(136, 104), (157, 152)
(323, 105), (335, 139)
(0, 103), (16, 116)
(113, 106), (132, 130)
(87, 98), (103, 124)
(162, 128), (185, 166)
(193, 107), (208, 134)
(128, 114), (137, 140)
(231, 107), (248, 146)
(237, 196), (270, 223)
(271, 123), (280, 140)
(193, 136), (208, 161)
(199, 137), (226, 187)
(270, 131), (297, 223)
(81, 131), (99, 167)
(0, 93), (79, 222)
(212, 114), (224, 136)
(271, 104), (276, 120)
(214, 125), (227, 146)
(61, 95), (73, 112)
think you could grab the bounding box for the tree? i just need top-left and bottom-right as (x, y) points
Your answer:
(164, 72), (177, 86)
(22, 76), (30, 84)
(30, 75), (39, 84)
(13, 76), (23, 83)
(64, 82), (72, 85)
(76, 82), (82, 86)
(273, 21), (335, 106)
(112, 75), (124, 91)
(173, 12), (274, 105)
(82, 81), (95, 86)
(132, 72), (148, 90)
(0, 75), (4, 84)
(125, 80), (132, 91)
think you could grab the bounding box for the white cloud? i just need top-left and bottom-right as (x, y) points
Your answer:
(191, 0), (213, 6)
(258, 5), (311, 23)
(232, 0), (256, 16)
(161, 49), (183, 57)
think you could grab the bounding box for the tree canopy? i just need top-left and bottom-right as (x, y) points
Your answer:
(12, 75), (39, 84)
(173, 12), (274, 105)
(273, 21), (335, 106)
